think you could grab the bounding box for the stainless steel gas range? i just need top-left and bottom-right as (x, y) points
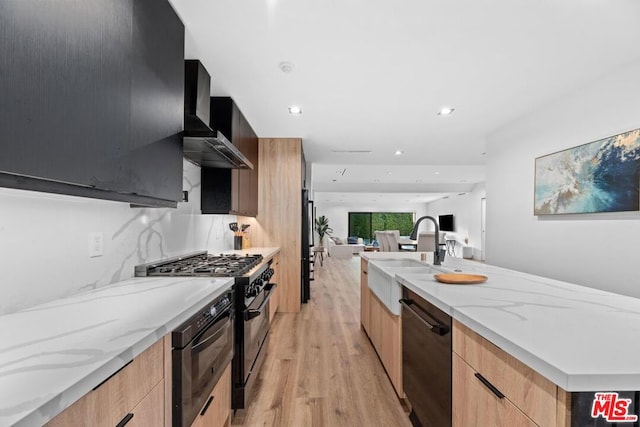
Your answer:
(135, 251), (276, 411)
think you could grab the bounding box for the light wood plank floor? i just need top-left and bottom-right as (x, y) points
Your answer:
(232, 255), (412, 427)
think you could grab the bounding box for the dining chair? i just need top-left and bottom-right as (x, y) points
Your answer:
(416, 231), (447, 252)
(380, 232), (392, 252)
(385, 231), (401, 252)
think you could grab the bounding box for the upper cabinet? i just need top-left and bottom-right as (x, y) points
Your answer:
(0, 0), (184, 207)
(202, 97), (259, 216)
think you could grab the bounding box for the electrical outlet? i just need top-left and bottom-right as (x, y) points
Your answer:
(89, 232), (104, 258)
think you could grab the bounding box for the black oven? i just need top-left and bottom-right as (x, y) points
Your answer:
(234, 281), (275, 408)
(172, 289), (234, 427)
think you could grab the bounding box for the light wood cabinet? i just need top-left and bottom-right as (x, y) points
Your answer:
(47, 339), (165, 427)
(360, 258), (403, 398)
(253, 138), (303, 313)
(453, 353), (536, 427)
(191, 363), (232, 427)
(360, 258), (370, 333)
(128, 380), (165, 427)
(368, 291), (403, 397)
(453, 320), (559, 427)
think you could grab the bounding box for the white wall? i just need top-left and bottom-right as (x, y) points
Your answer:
(0, 160), (237, 315)
(424, 183), (486, 258)
(314, 199), (428, 242)
(486, 58), (640, 298)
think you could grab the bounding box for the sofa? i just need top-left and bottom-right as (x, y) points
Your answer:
(326, 237), (365, 258)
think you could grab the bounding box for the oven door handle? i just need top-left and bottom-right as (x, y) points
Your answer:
(192, 311), (232, 354)
(245, 283), (277, 321)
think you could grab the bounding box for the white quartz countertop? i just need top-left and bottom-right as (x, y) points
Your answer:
(388, 255), (640, 391)
(0, 276), (234, 427)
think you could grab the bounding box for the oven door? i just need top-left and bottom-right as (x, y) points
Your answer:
(243, 283), (275, 383)
(173, 308), (234, 427)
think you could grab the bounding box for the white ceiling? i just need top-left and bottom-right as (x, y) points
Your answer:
(169, 0), (640, 201)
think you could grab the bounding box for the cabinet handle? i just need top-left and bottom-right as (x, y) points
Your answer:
(474, 373), (505, 399)
(93, 360), (133, 391)
(115, 413), (134, 427)
(200, 395), (215, 416)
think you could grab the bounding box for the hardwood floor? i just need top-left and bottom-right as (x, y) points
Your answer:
(232, 255), (411, 427)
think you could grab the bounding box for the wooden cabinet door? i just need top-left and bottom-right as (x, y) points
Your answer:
(191, 363), (231, 427)
(47, 340), (164, 427)
(368, 290), (403, 397)
(128, 380), (165, 427)
(453, 353), (537, 427)
(453, 321), (557, 426)
(360, 259), (370, 333)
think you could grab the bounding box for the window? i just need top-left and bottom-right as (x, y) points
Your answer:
(348, 212), (415, 243)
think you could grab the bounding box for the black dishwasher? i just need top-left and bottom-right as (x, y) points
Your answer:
(400, 287), (452, 427)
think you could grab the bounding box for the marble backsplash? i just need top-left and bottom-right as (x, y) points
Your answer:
(0, 160), (237, 315)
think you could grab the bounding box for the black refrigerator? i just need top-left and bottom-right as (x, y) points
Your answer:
(301, 189), (312, 303)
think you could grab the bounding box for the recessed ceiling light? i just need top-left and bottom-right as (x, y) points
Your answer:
(394, 150), (403, 156)
(279, 61), (295, 73)
(387, 172), (392, 175)
(434, 171), (441, 175)
(288, 105), (302, 115)
(438, 107), (455, 116)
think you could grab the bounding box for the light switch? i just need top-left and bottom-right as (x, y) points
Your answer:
(89, 232), (104, 258)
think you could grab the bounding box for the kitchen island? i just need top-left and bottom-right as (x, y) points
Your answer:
(360, 251), (640, 425)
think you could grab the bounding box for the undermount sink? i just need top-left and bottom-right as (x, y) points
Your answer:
(368, 259), (450, 315)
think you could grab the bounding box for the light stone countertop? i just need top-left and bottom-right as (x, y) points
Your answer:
(366, 253), (640, 391)
(0, 276), (234, 427)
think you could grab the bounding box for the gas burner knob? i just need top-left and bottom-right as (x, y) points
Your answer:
(209, 306), (218, 318)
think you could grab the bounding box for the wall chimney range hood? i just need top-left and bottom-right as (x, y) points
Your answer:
(183, 60), (253, 169)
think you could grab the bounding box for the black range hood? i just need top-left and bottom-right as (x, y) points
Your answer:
(183, 60), (253, 169)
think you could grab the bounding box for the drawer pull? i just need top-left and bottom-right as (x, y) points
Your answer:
(474, 373), (505, 399)
(200, 395), (215, 416)
(115, 413), (134, 427)
(92, 360), (133, 391)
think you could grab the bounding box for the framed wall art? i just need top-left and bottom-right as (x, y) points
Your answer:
(534, 128), (640, 215)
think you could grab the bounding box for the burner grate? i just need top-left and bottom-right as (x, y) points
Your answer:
(144, 253), (263, 277)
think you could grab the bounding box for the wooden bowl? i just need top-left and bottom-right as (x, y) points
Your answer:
(434, 273), (488, 285)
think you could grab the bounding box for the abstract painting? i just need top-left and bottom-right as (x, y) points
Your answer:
(534, 128), (640, 215)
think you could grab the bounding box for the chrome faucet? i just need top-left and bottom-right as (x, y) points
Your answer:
(409, 216), (443, 265)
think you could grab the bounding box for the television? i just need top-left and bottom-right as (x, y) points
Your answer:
(438, 214), (455, 232)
